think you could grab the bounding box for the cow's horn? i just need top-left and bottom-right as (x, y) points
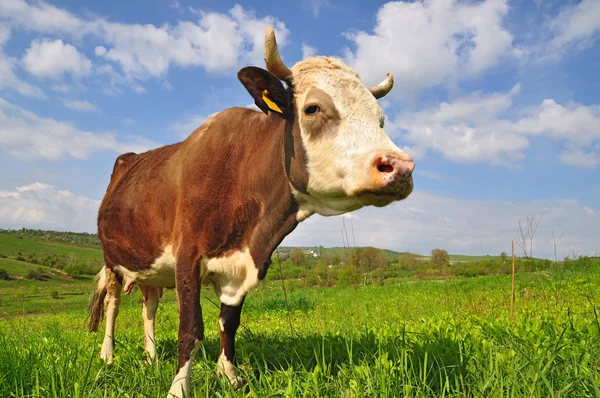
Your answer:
(368, 73), (394, 99)
(264, 26), (293, 84)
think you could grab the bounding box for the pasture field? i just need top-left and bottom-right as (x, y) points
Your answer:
(0, 233), (103, 262)
(1, 266), (599, 397)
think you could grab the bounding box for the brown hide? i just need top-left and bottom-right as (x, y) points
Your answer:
(97, 107), (303, 279)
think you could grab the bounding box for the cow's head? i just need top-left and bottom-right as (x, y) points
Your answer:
(239, 27), (414, 220)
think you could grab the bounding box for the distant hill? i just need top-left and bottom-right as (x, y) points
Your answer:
(0, 230), (104, 279)
(0, 228), (537, 278)
(0, 228), (100, 248)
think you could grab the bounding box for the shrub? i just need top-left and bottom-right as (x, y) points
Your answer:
(337, 265), (358, 286)
(50, 290), (59, 299)
(26, 270), (45, 281)
(0, 268), (9, 280)
(64, 263), (85, 277)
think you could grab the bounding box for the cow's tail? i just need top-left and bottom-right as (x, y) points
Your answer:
(87, 266), (108, 332)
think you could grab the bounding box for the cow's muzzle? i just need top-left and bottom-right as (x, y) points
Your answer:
(357, 153), (415, 206)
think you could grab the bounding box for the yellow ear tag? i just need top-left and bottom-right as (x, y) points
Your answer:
(261, 90), (283, 113)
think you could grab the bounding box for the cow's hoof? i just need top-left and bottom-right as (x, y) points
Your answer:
(216, 365), (245, 389)
(229, 375), (245, 389)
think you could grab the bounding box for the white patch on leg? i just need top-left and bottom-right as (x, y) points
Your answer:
(142, 287), (159, 361)
(100, 335), (114, 363)
(202, 248), (259, 307)
(168, 339), (202, 398)
(218, 317), (225, 333)
(216, 349), (244, 388)
(100, 296), (119, 363)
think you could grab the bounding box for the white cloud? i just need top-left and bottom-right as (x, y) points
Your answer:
(548, 0), (600, 49)
(0, 0), (87, 35)
(557, 148), (600, 168)
(0, 183), (100, 233)
(302, 43), (316, 59)
(394, 84), (527, 165)
(1, 2), (288, 94)
(22, 38), (92, 79)
(229, 5), (290, 66)
(510, 99), (600, 146)
(282, 190), (600, 259)
(51, 83), (70, 93)
(161, 80), (174, 91)
(393, 85), (600, 167)
(344, 0), (513, 97)
(0, 97), (158, 160)
(0, 26), (45, 98)
(514, 0), (600, 62)
(95, 5), (288, 79)
(63, 99), (99, 112)
(303, 0), (335, 17)
(95, 64), (147, 96)
(94, 46), (106, 56)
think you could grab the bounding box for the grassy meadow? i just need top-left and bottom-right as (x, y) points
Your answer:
(1, 230), (599, 397)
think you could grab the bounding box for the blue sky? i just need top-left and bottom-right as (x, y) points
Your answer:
(0, 0), (599, 259)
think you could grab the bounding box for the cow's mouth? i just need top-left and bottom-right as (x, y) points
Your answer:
(357, 177), (414, 207)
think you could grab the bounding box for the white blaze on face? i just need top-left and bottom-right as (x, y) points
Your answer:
(290, 57), (411, 217)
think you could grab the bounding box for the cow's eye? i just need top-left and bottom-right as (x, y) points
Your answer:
(304, 105), (320, 115)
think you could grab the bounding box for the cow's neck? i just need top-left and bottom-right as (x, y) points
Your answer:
(243, 110), (303, 279)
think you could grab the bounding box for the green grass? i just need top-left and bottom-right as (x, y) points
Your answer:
(1, 267), (599, 397)
(0, 258), (59, 277)
(0, 232), (103, 262)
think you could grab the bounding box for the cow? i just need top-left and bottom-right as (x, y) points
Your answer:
(88, 26), (415, 397)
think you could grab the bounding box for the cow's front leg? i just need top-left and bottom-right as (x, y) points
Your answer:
(216, 297), (246, 388)
(168, 255), (203, 398)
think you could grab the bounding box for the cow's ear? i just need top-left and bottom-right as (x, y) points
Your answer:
(238, 66), (289, 117)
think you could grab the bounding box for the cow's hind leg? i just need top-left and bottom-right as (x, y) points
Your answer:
(140, 285), (159, 362)
(168, 253), (204, 398)
(217, 297), (246, 388)
(100, 267), (122, 363)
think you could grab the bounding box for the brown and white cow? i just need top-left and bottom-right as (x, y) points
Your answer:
(88, 26), (414, 397)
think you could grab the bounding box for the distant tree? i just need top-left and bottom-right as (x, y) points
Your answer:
(290, 248), (306, 266)
(500, 252), (507, 263)
(431, 249), (449, 273)
(351, 248), (363, 268)
(361, 247), (388, 270)
(398, 253), (419, 270)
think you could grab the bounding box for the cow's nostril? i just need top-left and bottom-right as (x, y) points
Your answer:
(377, 163), (394, 173)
